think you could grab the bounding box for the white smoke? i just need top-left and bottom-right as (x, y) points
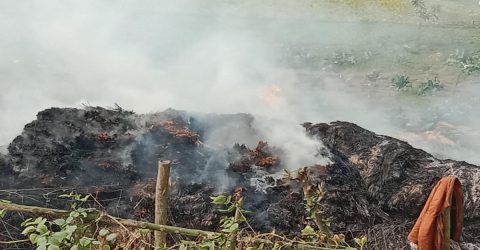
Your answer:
(0, 0), (479, 166)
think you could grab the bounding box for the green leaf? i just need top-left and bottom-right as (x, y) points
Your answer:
(354, 238), (361, 245)
(34, 217), (44, 224)
(199, 240), (215, 249)
(106, 233), (117, 242)
(218, 204), (236, 213)
(99, 228), (110, 237)
(21, 218), (33, 227)
(220, 218), (234, 229)
(222, 222), (239, 233)
(102, 245), (111, 250)
(65, 225), (77, 238)
(0, 209), (6, 218)
(29, 233), (39, 243)
(51, 231), (68, 243)
(79, 195), (90, 202)
(211, 195), (228, 205)
(48, 236), (61, 246)
(229, 222), (239, 231)
(66, 217), (74, 224)
(354, 236), (367, 247)
(246, 247), (258, 250)
(37, 236), (48, 246)
(53, 219), (66, 226)
(361, 236), (368, 244)
(70, 211), (80, 218)
(79, 237), (94, 247)
(36, 224), (49, 234)
(22, 225), (36, 235)
(301, 225), (317, 236)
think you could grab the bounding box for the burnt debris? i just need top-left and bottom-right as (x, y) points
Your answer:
(228, 141), (281, 173)
(1, 107), (479, 247)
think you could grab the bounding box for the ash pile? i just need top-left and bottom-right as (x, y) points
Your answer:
(1, 106), (479, 248)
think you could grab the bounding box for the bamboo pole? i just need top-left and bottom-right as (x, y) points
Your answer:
(155, 160), (171, 248)
(0, 202), (220, 238)
(0, 202), (337, 250)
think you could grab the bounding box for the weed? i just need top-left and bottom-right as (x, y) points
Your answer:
(447, 50), (480, 74)
(418, 77), (442, 96)
(331, 50), (357, 66)
(392, 74), (412, 90)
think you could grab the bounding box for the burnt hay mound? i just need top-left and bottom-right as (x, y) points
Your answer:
(1, 106), (479, 247)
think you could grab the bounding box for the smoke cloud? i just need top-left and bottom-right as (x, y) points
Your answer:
(0, 0), (479, 166)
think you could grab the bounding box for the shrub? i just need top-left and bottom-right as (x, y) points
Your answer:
(418, 77), (442, 95)
(392, 74), (412, 90)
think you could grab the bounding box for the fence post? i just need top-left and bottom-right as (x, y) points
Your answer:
(155, 160), (171, 248)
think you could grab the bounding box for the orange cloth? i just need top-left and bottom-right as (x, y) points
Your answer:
(408, 176), (464, 250)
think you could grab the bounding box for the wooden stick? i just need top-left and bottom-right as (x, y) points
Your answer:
(0, 202), (340, 250)
(155, 160), (171, 248)
(0, 202), (220, 238)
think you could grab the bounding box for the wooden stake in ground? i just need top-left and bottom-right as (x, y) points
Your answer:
(155, 160), (171, 248)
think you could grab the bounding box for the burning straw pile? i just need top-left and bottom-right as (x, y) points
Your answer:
(0, 106), (479, 249)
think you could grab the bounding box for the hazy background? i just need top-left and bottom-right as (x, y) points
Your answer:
(1, 0), (479, 164)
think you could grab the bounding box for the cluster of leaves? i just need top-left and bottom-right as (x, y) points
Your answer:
(284, 168), (368, 250)
(13, 179), (371, 250)
(331, 51), (357, 66)
(392, 74), (411, 90)
(212, 195), (247, 234)
(418, 77), (442, 96)
(301, 225), (367, 250)
(204, 188), (368, 250)
(410, 0), (439, 22)
(21, 193), (117, 250)
(298, 171), (331, 235)
(175, 194), (246, 250)
(392, 74), (443, 96)
(463, 51), (480, 74)
(447, 50), (480, 74)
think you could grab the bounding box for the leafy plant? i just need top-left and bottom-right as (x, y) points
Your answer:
(411, 0), (439, 22)
(418, 77), (442, 96)
(21, 208), (98, 250)
(392, 74), (411, 90)
(176, 194), (247, 249)
(447, 50), (480, 74)
(284, 168), (370, 250)
(213, 195), (247, 234)
(354, 236), (368, 250)
(462, 51), (480, 74)
(20, 193), (116, 250)
(331, 50), (357, 66)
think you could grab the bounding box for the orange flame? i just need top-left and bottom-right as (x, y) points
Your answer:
(262, 84), (282, 107)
